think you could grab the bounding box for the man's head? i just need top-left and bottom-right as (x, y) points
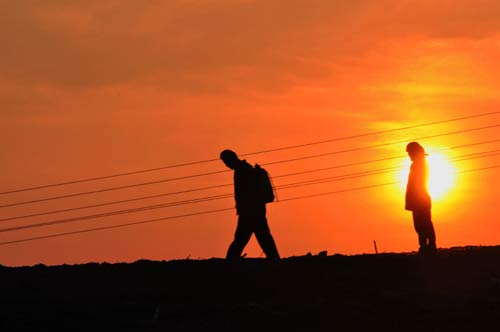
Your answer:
(220, 149), (240, 169)
(406, 141), (426, 161)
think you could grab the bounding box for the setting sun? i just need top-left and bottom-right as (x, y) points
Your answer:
(398, 152), (456, 200)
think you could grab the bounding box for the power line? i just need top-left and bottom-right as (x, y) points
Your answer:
(2, 173), (390, 233)
(273, 138), (500, 179)
(1, 164), (498, 246)
(263, 124), (499, 166)
(276, 150), (500, 190)
(0, 169), (229, 209)
(0, 193), (234, 234)
(1, 151), (497, 234)
(242, 111), (500, 156)
(1, 139), (499, 222)
(1, 111), (498, 196)
(0, 183), (233, 222)
(279, 182), (398, 202)
(1, 125), (498, 209)
(278, 167), (401, 190)
(452, 150), (500, 162)
(0, 166), (392, 225)
(0, 208), (235, 246)
(281, 165), (500, 203)
(0, 168), (398, 233)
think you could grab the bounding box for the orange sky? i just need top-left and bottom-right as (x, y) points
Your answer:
(1, 0), (500, 266)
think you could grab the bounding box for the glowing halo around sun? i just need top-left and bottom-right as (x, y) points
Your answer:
(398, 152), (457, 200)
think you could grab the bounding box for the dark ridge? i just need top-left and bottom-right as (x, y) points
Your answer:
(2, 245), (500, 331)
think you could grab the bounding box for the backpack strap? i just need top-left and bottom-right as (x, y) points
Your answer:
(255, 163), (279, 203)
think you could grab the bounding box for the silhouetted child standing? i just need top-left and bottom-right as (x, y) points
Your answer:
(405, 142), (437, 254)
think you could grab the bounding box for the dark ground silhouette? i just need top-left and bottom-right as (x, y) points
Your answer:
(2, 246), (500, 331)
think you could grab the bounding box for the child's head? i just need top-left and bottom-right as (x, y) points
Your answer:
(406, 142), (426, 161)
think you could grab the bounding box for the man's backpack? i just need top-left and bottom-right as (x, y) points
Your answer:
(254, 164), (276, 204)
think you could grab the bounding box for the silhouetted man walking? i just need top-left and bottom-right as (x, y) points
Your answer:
(405, 142), (437, 254)
(220, 149), (280, 261)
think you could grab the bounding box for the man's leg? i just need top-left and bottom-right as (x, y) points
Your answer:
(254, 211), (280, 260)
(226, 214), (253, 260)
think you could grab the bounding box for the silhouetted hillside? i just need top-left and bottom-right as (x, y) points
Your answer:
(2, 246), (500, 331)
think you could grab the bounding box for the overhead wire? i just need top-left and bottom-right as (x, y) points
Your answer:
(272, 138), (500, 179)
(0, 182), (233, 222)
(1, 111), (499, 196)
(262, 124), (500, 166)
(280, 165), (500, 203)
(0, 150), (498, 234)
(1, 124), (498, 209)
(0, 169), (230, 209)
(0, 208), (235, 246)
(0, 163), (498, 246)
(1, 139), (499, 222)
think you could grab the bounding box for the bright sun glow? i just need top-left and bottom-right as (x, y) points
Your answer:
(398, 153), (456, 200)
